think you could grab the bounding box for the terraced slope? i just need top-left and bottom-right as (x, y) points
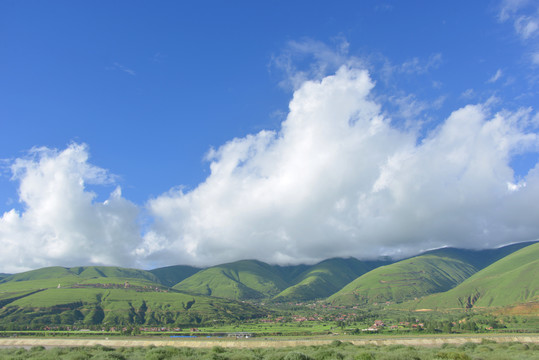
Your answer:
(273, 258), (370, 302)
(411, 242), (539, 309)
(173, 260), (289, 300)
(328, 254), (477, 305)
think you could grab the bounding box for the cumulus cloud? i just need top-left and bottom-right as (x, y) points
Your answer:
(2, 65), (539, 272)
(0, 144), (142, 272)
(138, 65), (539, 267)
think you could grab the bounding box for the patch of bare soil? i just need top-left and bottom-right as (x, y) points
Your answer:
(494, 302), (539, 316)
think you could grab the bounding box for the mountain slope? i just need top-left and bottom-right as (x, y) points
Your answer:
(272, 258), (371, 302)
(328, 254), (477, 305)
(0, 266), (267, 329)
(1, 266), (160, 285)
(411, 242), (539, 309)
(421, 241), (536, 270)
(172, 260), (289, 300)
(149, 265), (202, 287)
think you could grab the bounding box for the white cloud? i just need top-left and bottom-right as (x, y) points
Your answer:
(400, 53), (442, 74)
(270, 38), (361, 90)
(2, 64), (539, 272)
(108, 62), (136, 76)
(138, 65), (539, 267)
(499, 0), (539, 40)
(515, 15), (539, 39)
(488, 69), (503, 83)
(461, 88), (476, 99)
(0, 144), (142, 273)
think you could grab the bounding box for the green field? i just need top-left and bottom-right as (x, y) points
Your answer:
(0, 338), (537, 360)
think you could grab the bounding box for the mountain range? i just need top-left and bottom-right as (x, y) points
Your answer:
(0, 241), (536, 328)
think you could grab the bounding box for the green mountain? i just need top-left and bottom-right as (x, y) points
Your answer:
(421, 241), (536, 270)
(0, 266), (266, 329)
(272, 258), (371, 302)
(173, 260), (289, 300)
(328, 254), (477, 305)
(1, 266), (160, 284)
(149, 265), (201, 287)
(172, 258), (380, 302)
(411, 242), (539, 309)
(327, 242), (536, 306)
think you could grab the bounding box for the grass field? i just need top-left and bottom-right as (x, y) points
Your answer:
(0, 336), (537, 359)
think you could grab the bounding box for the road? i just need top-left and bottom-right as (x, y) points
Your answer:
(0, 334), (537, 349)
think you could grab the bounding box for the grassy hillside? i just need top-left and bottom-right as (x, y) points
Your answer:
(1, 266), (160, 285)
(172, 258), (378, 302)
(173, 260), (289, 300)
(272, 258), (370, 302)
(149, 265), (201, 287)
(421, 241), (536, 270)
(328, 254), (477, 305)
(0, 287), (267, 329)
(411, 242), (539, 309)
(0, 266), (267, 329)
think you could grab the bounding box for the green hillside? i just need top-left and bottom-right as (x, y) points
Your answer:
(411, 242), (539, 309)
(272, 258), (370, 302)
(0, 287), (266, 329)
(172, 258), (378, 302)
(422, 241), (536, 270)
(1, 266), (160, 285)
(149, 265), (201, 287)
(0, 266), (266, 329)
(173, 260), (289, 300)
(328, 254), (477, 305)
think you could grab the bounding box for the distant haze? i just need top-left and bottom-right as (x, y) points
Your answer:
(1, 65), (538, 272)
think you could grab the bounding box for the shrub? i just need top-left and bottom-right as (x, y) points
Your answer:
(284, 351), (314, 360)
(354, 352), (374, 360)
(435, 351), (472, 360)
(213, 346), (226, 353)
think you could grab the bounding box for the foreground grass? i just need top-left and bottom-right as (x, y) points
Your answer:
(0, 340), (537, 360)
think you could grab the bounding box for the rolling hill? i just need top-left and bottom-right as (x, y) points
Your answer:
(172, 258), (379, 302)
(328, 254), (477, 305)
(272, 258), (371, 302)
(421, 241), (536, 270)
(0, 241), (534, 329)
(149, 265), (202, 287)
(410, 242), (539, 309)
(0, 265), (267, 329)
(172, 260), (289, 300)
(1, 266), (161, 285)
(327, 242), (537, 306)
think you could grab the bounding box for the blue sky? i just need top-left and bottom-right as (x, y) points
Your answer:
(1, 1), (539, 271)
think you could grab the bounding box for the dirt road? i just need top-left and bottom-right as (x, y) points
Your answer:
(0, 335), (537, 349)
